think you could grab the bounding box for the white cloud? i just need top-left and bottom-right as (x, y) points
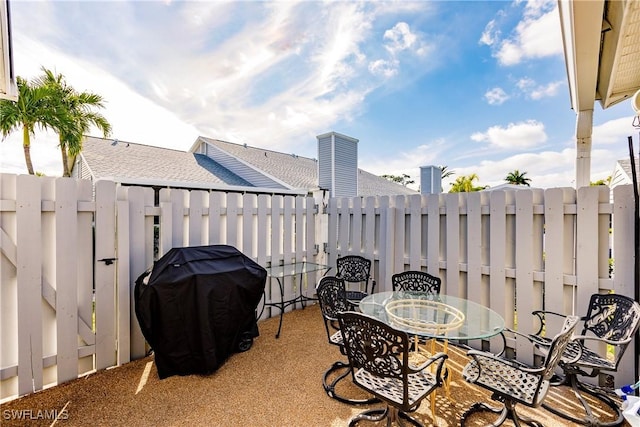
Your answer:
(529, 81), (563, 99)
(516, 77), (535, 90)
(368, 59), (399, 78)
(592, 116), (638, 146)
(479, 19), (500, 46)
(493, 0), (562, 66)
(442, 148), (577, 190)
(362, 139), (447, 186)
(384, 22), (418, 54)
(517, 78), (563, 99)
(470, 120), (547, 149)
(484, 87), (510, 105)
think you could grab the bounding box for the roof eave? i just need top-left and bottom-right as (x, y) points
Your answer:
(559, 0), (604, 112)
(95, 176), (309, 196)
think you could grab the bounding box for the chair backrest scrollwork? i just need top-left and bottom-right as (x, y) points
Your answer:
(338, 311), (407, 382)
(582, 294), (640, 366)
(391, 270), (441, 294)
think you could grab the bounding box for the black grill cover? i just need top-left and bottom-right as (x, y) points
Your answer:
(134, 245), (267, 379)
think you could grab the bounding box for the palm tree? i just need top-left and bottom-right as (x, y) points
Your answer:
(439, 165), (454, 180)
(35, 68), (112, 177)
(449, 173), (486, 192)
(505, 169), (531, 186)
(439, 165), (454, 192)
(0, 77), (59, 175)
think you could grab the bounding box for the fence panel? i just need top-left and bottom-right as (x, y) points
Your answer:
(94, 180), (117, 370)
(328, 185), (636, 380)
(2, 175), (637, 401)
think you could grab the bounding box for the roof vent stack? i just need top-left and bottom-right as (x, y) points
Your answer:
(317, 131), (358, 197)
(420, 166), (442, 194)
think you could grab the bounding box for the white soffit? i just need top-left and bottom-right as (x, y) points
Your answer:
(559, 0), (604, 112)
(597, 0), (640, 109)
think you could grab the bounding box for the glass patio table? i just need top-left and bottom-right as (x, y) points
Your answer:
(261, 261), (330, 339)
(359, 291), (505, 341)
(360, 291), (505, 401)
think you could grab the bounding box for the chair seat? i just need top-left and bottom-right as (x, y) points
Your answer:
(462, 357), (549, 407)
(531, 336), (617, 371)
(345, 290), (368, 302)
(329, 330), (343, 346)
(354, 366), (438, 408)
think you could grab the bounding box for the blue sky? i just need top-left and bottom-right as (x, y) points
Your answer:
(1, 0), (637, 189)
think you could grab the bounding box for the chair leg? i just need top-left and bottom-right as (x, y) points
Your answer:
(397, 408), (426, 426)
(348, 405), (428, 427)
(323, 361), (380, 405)
(541, 374), (624, 427)
(461, 400), (544, 427)
(348, 405), (388, 426)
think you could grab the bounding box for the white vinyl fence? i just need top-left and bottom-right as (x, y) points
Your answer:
(1, 174), (320, 401)
(326, 185), (638, 386)
(1, 173), (638, 402)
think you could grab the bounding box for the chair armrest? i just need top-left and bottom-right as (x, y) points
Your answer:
(532, 310), (567, 335)
(532, 310), (587, 336)
(408, 351), (448, 378)
(467, 349), (544, 376)
(572, 334), (633, 346)
(494, 327), (540, 357)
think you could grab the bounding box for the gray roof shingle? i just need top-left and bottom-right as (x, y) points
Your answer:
(76, 135), (418, 196)
(199, 137), (418, 196)
(79, 136), (252, 187)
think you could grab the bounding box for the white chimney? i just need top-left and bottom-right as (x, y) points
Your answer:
(317, 131), (358, 197)
(420, 165), (442, 194)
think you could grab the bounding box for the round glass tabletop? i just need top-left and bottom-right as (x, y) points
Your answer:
(359, 291), (505, 340)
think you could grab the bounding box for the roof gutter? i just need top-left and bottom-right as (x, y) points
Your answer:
(95, 176), (309, 196)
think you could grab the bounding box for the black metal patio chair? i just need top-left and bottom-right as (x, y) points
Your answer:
(391, 270), (442, 351)
(391, 270), (441, 294)
(530, 293), (640, 426)
(316, 276), (379, 405)
(338, 311), (448, 426)
(461, 315), (580, 427)
(336, 255), (376, 307)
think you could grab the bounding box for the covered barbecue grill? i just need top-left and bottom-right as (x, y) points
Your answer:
(134, 245), (267, 379)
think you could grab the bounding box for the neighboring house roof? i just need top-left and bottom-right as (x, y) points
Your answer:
(76, 136), (254, 190)
(194, 137), (417, 197)
(74, 135), (417, 197)
(481, 183), (538, 192)
(611, 157), (640, 189)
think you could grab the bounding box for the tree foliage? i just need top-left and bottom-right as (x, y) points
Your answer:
(449, 173), (486, 192)
(590, 176), (611, 186)
(439, 165), (454, 180)
(0, 77), (59, 174)
(35, 68), (111, 176)
(0, 68), (111, 176)
(382, 173), (414, 187)
(505, 169), (531, 186)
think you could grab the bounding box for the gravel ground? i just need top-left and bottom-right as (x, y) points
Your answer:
(1, 304), (629, 426)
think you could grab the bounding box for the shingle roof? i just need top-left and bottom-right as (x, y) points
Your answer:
(618, 157), (640, 182)
(198, 137), (418, 197)
(76, 135), (418, 196)
(78, 136), (252, 187)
